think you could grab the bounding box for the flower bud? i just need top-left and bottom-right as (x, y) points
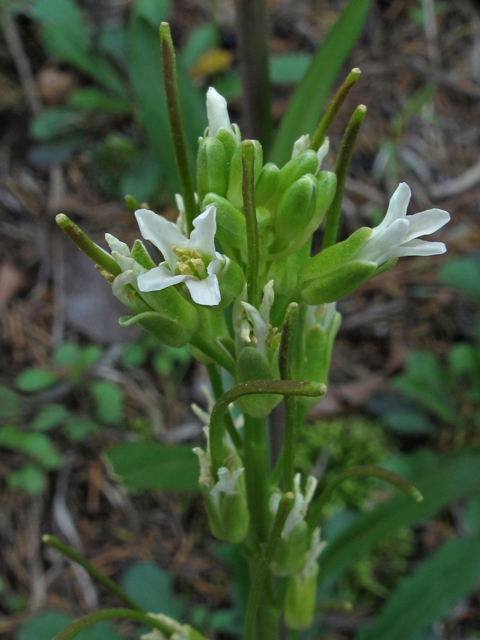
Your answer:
(274, 174), (317, 240)
(313, 171), (337, 227)
(216, 258), (246, 310)
(278, 150), (318, 195)
(202, 193), (247, 249)
(234, 347), (282, 418)
(197, 137), (229, 202)
(227, 141), (263, 209)
(298, 227), (377, 305)
(216, 127), (238, 162)
(255, 162), (281, 206)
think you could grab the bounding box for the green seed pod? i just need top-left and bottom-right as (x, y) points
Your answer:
(200, 480), (249, 543)
(284, 565), (319, 630)
(270, 521), (309, 576)
(278, 150), (318, 195)
(203, 193), (247, 249)
(227, 141), (263, 209)
(197, 137), (229, 202)
(274, 174), (317, 240)
(255, 162), (281, 206)
(234, 347), (281, 418)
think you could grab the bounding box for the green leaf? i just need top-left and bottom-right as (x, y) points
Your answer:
(69, 88), (131, 114)
(466, 498), (480, 534)
(8, 464), (46, 494)
(121, 562), (182, 618)
(104, 442), (199, 492)
(358, 535), (480, 640)
(181, 24), (219, 70)
(53, 342), (81, 367)
(70, 344), (103, 379)
(89, 381), (124, 426)
(17, 610), (123, 640)
(32, 404), (69, 431)
(14, 368), (59, 392)
(63, 419), (99, 442)
(440, 257), (480, 303)
(269, 54), (312, 85)
(28, 135), (83, 168)
(121, 342), (148, 368)
(0, 426), (62, 469)
(382, 410), (436, 435)
(318, 453), (480, 583)
(0, 386), (21, 417)
(30, 109), (85, 141)
(270, 0), (373, 166)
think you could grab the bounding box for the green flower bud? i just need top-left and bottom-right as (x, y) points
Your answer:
(197, 137), (229, 202)
(202, 193), (247, 249)
(313, 171), (337, 227)
(227, 140), (263, 209)
(298, 227), (377, 305)
(216, 127), (238, 162)
(234, 347), (281, 418)
(255, 162), (281, 206)
(274, 174), (317, 240)
(278, 150), (318, 195)
(215, 258), (246, 310)
(190, 307), (230, 363)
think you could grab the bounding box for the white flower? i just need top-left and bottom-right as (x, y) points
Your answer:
(233, 280), (276, 357)
(357, 182), (450, 266)
(134, 205), (224, 306)
(299, 527), (327, 578)
(315, 137), (329, 174)
(105, 233), (146, 299)
(291, 135), (329, 174)
(305, 302), (338, 332)
(206, 87), (235, 139)
(270, 473), (318, 537)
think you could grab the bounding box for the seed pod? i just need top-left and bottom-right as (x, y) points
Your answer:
(284, 566), (319, 630)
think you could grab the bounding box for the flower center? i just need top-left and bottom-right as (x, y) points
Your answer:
(172, 247), (208, 279)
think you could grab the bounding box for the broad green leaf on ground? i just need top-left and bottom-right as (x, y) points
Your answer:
(14, 368), (59, 392)
(382, 409), (436, 435)
(121, 562), (182, 618)
(0, 387), (21, 417)
(357, 534), (480, 640)
(270, 54), (312, 84)
(0, 426), (62, 469)
(104, 442), (199, 492)
(89, 381), (124, 426)
(440, 257), (480, 303)
(317, 452), (480, 583)
(32, 404), (69, 431)
(69, 88), (131, 114)
(17, 610), (123, 640)
(8, 464), (46, 494)
(30, 109), (86, 141)
(270, 0), (373, 166)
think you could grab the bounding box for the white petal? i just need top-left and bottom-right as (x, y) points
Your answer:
(111, 250), (135, 273)
(137, 264), (187, 292)
(241, 302), (268, 356)
(105, 233), (131, 257)
(211, 466), (244, 501)
(206, 87), (234, 138)
(292, 134), (311, 159)
(259, 280), (274, 325)
(185, 274), (221, 306)
(384, 238), (447, 260)
(112, 270), (135, 298)
(316, 137), (330, 173)
(381, 182), (411, 228)
(189, 206), (217, 257)
(135, 208), (187, 269)
(358, 218), (409, 264)
(404, 208), (450, 242)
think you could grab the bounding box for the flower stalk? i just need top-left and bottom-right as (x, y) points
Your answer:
(242, 140), (261, 308)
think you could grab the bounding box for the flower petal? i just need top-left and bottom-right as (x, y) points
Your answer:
(135, 208), (187, 269)
(316, 137), (330, 173)
(137, 264), (187, 292)
(105, 233), (131, 257)
(189, 206), (217, 257)
(381, 182), (411, 228)
(185, 273), (221, 306)
(206, 87), (234, 138)
(357, 218), (409, 264)
(292, 134), (311, 158)
(404, 208), (450, 242)
(383, 238), (447, 261)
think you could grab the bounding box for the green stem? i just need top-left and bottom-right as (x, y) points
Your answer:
(51, 608), (174, 640)
(242, 140), (260, 308)
(160, 23), (197, 235)
(279, 303), (299, 493)
(234, 0), (273, 150)
(43, 536), (141, 611)
(310, 68), (361, 152)
(243, 414), (271, 545)
(244, 492), (295, 640)
(206, 363), (243, 452)
(308, 464), (423, 529)
(56, 214), (120, 276)
(322, 105), (367, 250)
(189, 333), (234, 375)
(210, 380), (326, 479)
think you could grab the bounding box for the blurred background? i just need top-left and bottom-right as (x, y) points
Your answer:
(1, 0), (480, 639)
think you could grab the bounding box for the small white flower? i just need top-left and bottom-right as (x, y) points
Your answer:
(206, 87), (235, 139)
(135, 205), (224, 306)
(315, 137), (329, 174)
(357, 182), (450, 266)
(299, 527), (327, 578)
(210, 466), (245, 506)
(270, 473), (318, 537)
(292, 134), (311, 158)
(233, 280), (275, 357)
(105, 233), (147, 299)
(305, 302), (338, 332)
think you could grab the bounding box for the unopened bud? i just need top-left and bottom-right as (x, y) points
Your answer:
(275, 174), (317, 240)
(284, 566), (319, 630)
(278, 150), (318, 195)
(227, 141), (263, 210)
(234, 347), (281, 418)
(197, 137), (229, 202)
(202, 194), (247, 249)
(255, 162), (281, 206)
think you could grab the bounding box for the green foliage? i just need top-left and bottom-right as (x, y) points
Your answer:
(0, 387), (21, 417)
(121, 563), (182, 619)
(14, 368), (59, 392)
(89, 381), (124, 426)
(17, 610), (122, 640)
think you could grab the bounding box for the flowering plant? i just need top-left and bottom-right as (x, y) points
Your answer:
(51, 21), (449, 640)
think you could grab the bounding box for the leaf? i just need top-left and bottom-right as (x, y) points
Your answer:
(14, 368), (59, 392)
(104, 442), (199, 492)
(358, 535), (480, 640)
(318, 452), (480, 583)
(181, 24), (220, 70)
(32, 404), (69, 431)
(63, 420), (99, 442)
(121, 562), (182, 618)
(69, 88), (131, 114)
(121, 342), (148, 368)
(89, 381), (124, 426)
(440, 257), (480, 303)
(0, 387), (21, 417)
(30, 108), (85, 141)
(8, 464), (46, 494)
(53, 342), (82, 367)
(28, 135), (83, 168)
(17, 610), (123, 640)
(270, 0), (373, 166)
(0, 426), (62, 469)
(269, 53), (312, 85)
(382, 410), (436, 435)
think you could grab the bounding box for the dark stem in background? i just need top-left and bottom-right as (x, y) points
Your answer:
(234, 0), (273, 151)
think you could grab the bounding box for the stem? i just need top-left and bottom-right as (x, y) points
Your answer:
(308, 464), (423, 529)
(234, 0), (273, 150)
(206, 363), (243, 452)
(160, 23), (197, 235)
(189, 333), (234, 375)
(322, 105), (367, 250)
(244, 492), (295, 640)
(310, 69), (361, 152)
(210, 380), (326, 478)
(56, 214), (120, 276)
(242, 141), (260, 308)
(243, 414), (271, 544)
(51, 609), (174, 640)
(279, 303), (299, 492)
(43, 536), (141, 611)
